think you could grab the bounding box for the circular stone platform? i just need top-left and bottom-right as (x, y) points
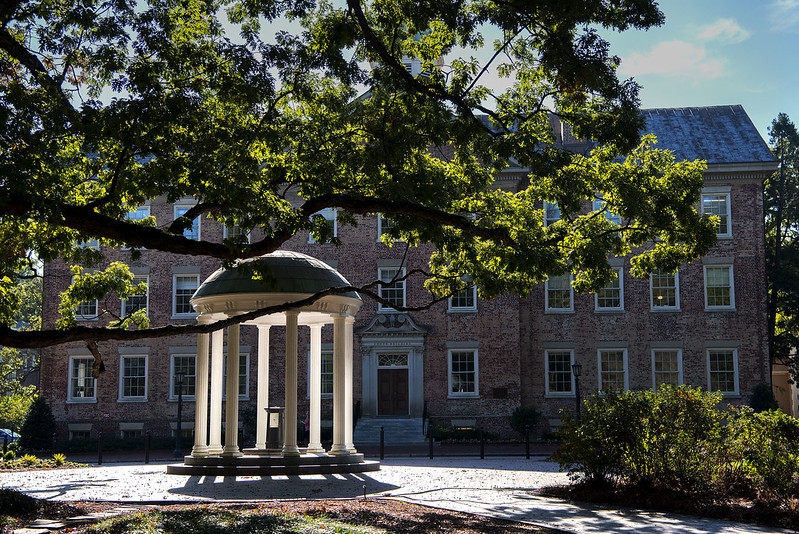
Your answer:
(167, 453), (380, 476)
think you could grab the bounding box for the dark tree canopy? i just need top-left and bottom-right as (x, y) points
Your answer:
(0, 0), (716, 349)
(766, 113), (799, 380)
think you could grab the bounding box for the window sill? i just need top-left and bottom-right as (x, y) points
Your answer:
(447, 308), (477, 314)
(66, 398), (97, 404)
(544, 309), (574, 314)
(705, 307), (736, 312)
(448, 394), (479, 399)
(650, 307), (681, 312)
(168, 396), (196, 402)
(117, 398), (148, 403)
(545, 393), (576, 399)
(171, 314), (197, 320)
(594, 308), (624, 313)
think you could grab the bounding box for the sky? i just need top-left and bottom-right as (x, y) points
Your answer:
(601, 0), (799, 144)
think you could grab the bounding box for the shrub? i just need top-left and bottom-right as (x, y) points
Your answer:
(52, 453), (66, 466)
(20, 454), (38, 467)
(2, 451), (14, 462)
(18, 398), (56, 452)
(555, 386), (727, 492)
(509, 406), (542, 438)
(727, 407), (799, 500)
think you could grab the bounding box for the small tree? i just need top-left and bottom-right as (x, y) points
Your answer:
(509, 406), (542, 439)
(18, 397), (56, 451)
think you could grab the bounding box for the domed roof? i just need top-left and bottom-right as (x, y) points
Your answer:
(192, 251), (360, 301)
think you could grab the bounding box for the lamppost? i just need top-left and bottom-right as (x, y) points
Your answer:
(173, 370), (186, 459)
(571, 362), (582, 421)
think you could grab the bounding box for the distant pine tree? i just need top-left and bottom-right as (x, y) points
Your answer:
(18, 397), (56, 451)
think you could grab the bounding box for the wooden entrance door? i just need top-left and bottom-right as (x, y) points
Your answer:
(378, 368), (409, 416)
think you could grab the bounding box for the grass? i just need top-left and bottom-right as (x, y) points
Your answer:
(84, 507), (386, 534)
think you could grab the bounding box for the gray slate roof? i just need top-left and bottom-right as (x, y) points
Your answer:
(641, 105), (774, 164)
(193, 251), (360, 300)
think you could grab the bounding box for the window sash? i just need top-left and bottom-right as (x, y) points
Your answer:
(596, 270), (622, 310)
(320, 351), (333, 395)
(708, 349), (737, 394)
(651, 270), (678, 308)
(378, 268), (405, 309)
(705, 266), (733, 308)
(546, 274), (572, 310)
(123, 275), (148, 317)
(599, 350), (626, 392)
(70, 358), (95, 400)
(702, 194), (730, 236)
(653, 350), (681, 388)
(450, 286), (476, 310)
(544, 201), (560, 226)
(121, 356), (147, 399)
(450, 350), (476, 395)
(174, 275), (199, 315)
(174, 206), (200, 240)
(546, 351), (573, 395)
(171, 355), (197, 397)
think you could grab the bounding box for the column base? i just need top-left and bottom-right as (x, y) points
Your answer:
(282, 445), (301, 457)
(329, 444), (349, 455)
(305, 443), (325, 453)
(206, 445), (223, 455)
(190, 445), (210, 457)
(221, 446), (243, 457)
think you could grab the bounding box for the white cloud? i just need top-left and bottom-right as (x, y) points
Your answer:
(697, 19), (751, 43)
(619, 41), (724, 80)
(770, 0), (799, 31)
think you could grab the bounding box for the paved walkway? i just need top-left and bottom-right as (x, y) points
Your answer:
(0, 457), (792, 534)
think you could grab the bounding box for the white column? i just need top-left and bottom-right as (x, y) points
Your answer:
(222, 322), (242, 457)
(191, 332), (210, 457)
(330, 314), (347, 455)
(307, 323), (324, 453)
(344, 315), (356, 452)
(255, 324), (271, 450)
(208, 329), (224, 455)
(283, 311), (301, 456)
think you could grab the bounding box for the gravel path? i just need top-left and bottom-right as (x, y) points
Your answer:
(0, 457), (792, 534)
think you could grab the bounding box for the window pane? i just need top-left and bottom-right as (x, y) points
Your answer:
(547, 351), (572, 393)
(597, 274), (621, 309)
(709, 350), (736, 393)
(379, 268), (405, 308)
(450, 351), (476, 394)
(600, 350), (626, 392)
(451, 286), (475, 309)
(321, 351), (333, 395)
(173, 356), (196, 396)
(124, 276), (148, 316)
(547, 274), (571, 309)
(122, 357), (146, 398)
(702, 194), (729, 235)
(175, 275), (198, 314)
(653, 350), (680, 387)
(175, 207), (199, 240)
(651, 270), (677, 308)
(706, 266), (732, 307)
(71, 358), (95, 399)
(544, 201), (560, 226)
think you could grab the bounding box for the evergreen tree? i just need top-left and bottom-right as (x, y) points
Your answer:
(18, 397), (57, 451)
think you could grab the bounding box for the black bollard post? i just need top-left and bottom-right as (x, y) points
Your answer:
(428, 431), (434, 459)
(525, 424), (530, 459)
(97, 432), (103, 465)
(144, 430), (151, 464)
(379, 426), (385, 460)
(3, 435), (7, 455)
(480, 426), (485, 459)
(52, 432), (57, 455)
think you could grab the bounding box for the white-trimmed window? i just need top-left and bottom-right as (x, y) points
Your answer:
(174, 205), (200, 240)
(378, 214), (402, 241)
(543, 201), (560, 227)
(122, 275), (148, 318)
(75, 298), (98, 320)
(598, 349), (628, 392)
(595, 268), (623, 311)
(173, 274), (199, 317)
(652, 349), (683, 388)
(650, 269), (679, 310)
(545, 274), (573, 312)
(308, 208), (337, 244)
(223, 224), (251, 243)
(223, 353), (250, 399)
(68, 356), (96, 403)
(119, 423), (144, 439)
(593, 198), (621, 226)
(545, 349), (574, 397)
(119, 355), (148, 401)
(127, 205), (151, 222)
(449, 285), (477, 312)
(321, 350), (333, 396)
(449, 349), (478, 398)
(170, 354), (197, 400)
(704, 265), (735, 310)
(707, 348), (739, 396)
(378, 267), (405, 311)
(702, 192), (731, 238)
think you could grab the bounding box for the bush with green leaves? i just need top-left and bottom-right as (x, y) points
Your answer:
(18, 397), (56, 452)
(509, 406), (542, 438)
(555, 385), (799, 502)
(727, 406), (799, 500)
(748, 383), (778, 412)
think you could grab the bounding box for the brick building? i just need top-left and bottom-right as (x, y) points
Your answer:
(39, 105), (777, 443)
